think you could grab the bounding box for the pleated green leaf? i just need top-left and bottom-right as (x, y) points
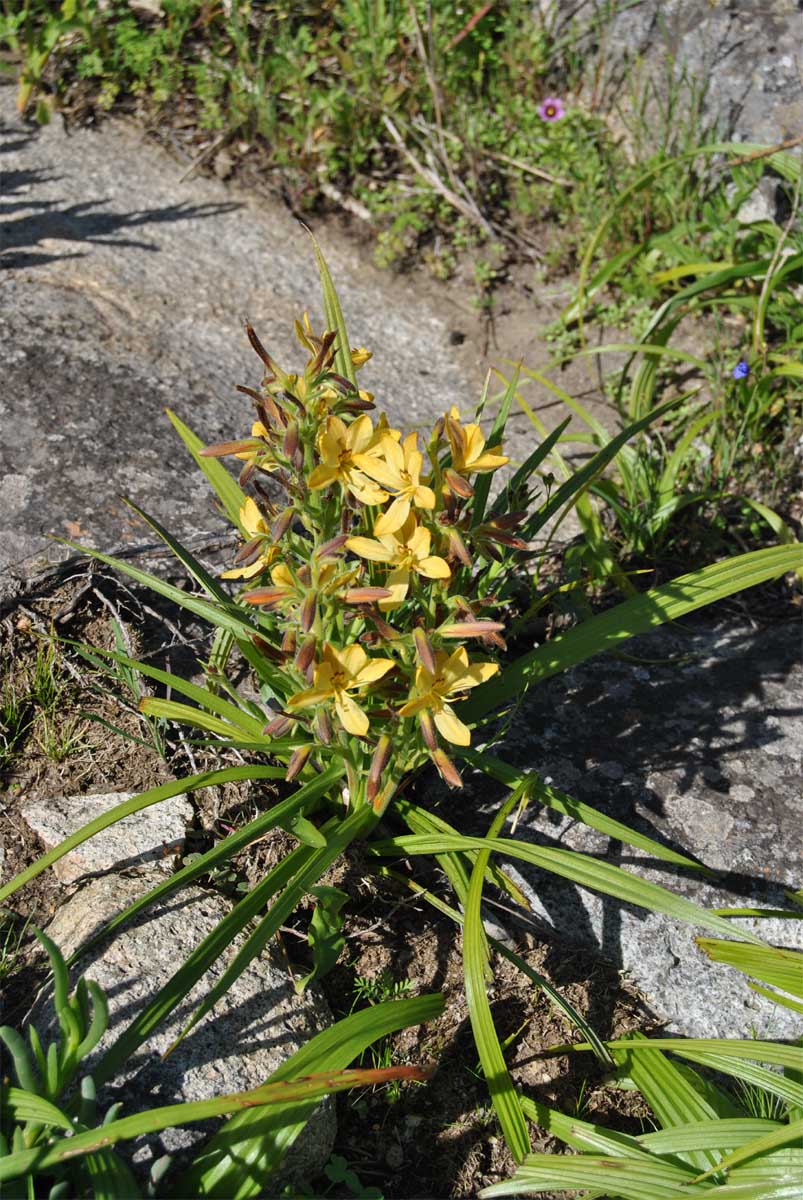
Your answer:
(463, 840), (531, 1163)
(0, 1065), (430, 1185)
(696, 939), (803, 1001)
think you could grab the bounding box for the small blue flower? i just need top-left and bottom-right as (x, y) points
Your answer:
(732, 360), (750, 380)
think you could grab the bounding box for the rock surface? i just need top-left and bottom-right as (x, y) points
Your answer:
(34, 870), (335, 1181)
(21, 790), (190, 884)
(594, 0), (802, 145)
(0, 81), (477, 588)
(460, 618), (803, 1040)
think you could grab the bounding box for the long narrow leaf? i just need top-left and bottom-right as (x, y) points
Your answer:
(181, 993), (444, 1198)
(463, 544), (803, 721)
(0, 766), (289, 905)
(370, 834), (765, 944)
(166, 408), (247, 532)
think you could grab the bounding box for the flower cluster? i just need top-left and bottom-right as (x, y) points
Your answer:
(202, 316), (524, 807)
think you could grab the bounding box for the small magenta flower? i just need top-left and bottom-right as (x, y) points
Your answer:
(538, 97), (565, 122)
(732, 360), (750, 380)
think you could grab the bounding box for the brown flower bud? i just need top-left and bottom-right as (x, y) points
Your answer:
(432, 748), (463, 789)
(444, 468), (474, 499)
(316, 534), (349, 559)
(270, 508), (294, 542)
(300, 593), (317, 634)
(200, 438), (262, 458)
(439, 621), (506, 638)
(234, 536), (265, 565)
(242, 588), (285, 608)
(446, 528), (472, 568)
(252, 636), (283, 664)
(418, 710), (437, 752)
(245, 321), (278, 372)
(285, 744), (312, 782)
(281, 629), (297, 656)
(413, 628), (436, 674)
(343, 587), (393, 605)
(314, 708), (332, 745)
(367, 734), (392, 804)
(238, 460), (256, 487)
(294, 634), (317, 676)
(263, 712), (293, 737)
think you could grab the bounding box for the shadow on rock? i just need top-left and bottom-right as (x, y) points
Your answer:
(1, 150), (242, 269)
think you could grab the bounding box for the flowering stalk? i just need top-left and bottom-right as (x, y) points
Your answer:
(204, 304), (520, 804)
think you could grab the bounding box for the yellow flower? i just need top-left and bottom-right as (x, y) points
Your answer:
(446, 406), (509, 474)
(358, 431), (436, 536)
(221, 498), (279, 580)
(346, 514), (450, 609)
(308, 415), (389, 506)
(397, 646), (498, 745)
(287, 643), (394, 736)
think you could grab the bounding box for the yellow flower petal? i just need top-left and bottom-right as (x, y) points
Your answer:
(433, 704), (472, 746)
(373, 496), (410, 537)
(334, 691), (369, 736)
(345, 536), (395, 563)
(416, 555), (451, 580)
(354, 657), (395, 685)
(379, 566), (410, 610)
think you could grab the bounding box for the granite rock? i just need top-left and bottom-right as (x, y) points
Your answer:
(20, 790), (191, 884)
(458, 618), (803, 1039)
(33, 870), (336, 1183)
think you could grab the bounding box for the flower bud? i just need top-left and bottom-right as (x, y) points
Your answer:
(234, 536), (265, 565)
(200, 438), (262, 458)
(413, 628), (436, 674)
(252, 635), (283, 663)
(432, 748), (463, 789)
(446, 528), (472, 567)
(444, 468), (474, 499)
(343, 587), (393, 605)
(270, 508), (294, 542)
(300, 592), (317, 634)
(367, 734), (392, 804)
(263, 712), (293, 737)
(316, 534), (349, 559)
(245, 321), (278, 373)
(294, 634), (317, 676)
(242, 588), (285, 608)
(439, 621), (506, 638)
(285, 744), (312, 782)
(314, 708), (332, 745)
(419, 710), (437, 751)
(281, 629), (297, 656)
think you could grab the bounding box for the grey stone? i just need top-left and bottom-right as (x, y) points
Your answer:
(0, 85), (475, 589)
(20, 790), (191, 883)
(33, 870), (335, 1182)
(596, 0), (803, 146)
(465, 619), (803, 1040)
